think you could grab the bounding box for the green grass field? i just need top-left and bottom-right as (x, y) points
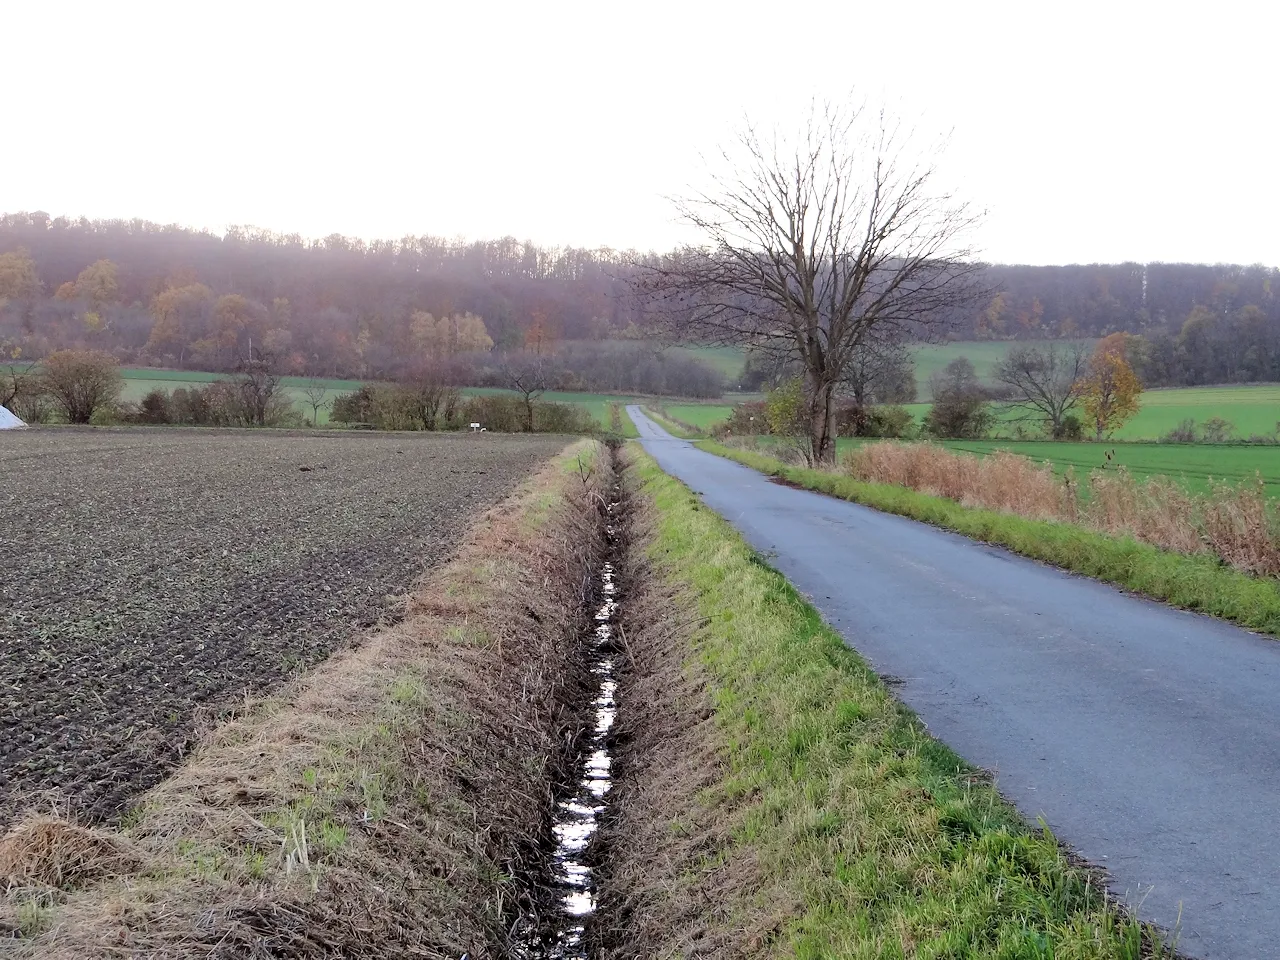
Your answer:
(668, 344), (748, 381)
(661, 402), (735, 428)
(1117, 385), (1280, 440)
(939, 439), (1280, 497)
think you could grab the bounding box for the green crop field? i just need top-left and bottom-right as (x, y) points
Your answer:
(936, 440), (1280, 497)
(911, 340), (1099, 397)
(661, 402), (736, 428)
(669, 345), (748, 381)
(1115, 385), (1280, 440)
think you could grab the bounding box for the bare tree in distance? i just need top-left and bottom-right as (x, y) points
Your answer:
(398, 363), (457, 430)
(841, 333), (916, 407)
(302, 379), (330, 426)
(235, 354), (290, 427)
(1, 362), (37, 410)
(500, 352), (549, 432)
(41, 350), (122, 423)
(635, 100), (983, 462)
(993, 342), (1089, 438)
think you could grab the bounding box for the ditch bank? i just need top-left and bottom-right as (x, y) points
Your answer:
(0, 440), (621, 958)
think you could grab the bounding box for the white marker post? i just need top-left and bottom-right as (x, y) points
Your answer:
(470, 422), (481, 433)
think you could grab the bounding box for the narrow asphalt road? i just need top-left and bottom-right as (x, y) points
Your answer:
(629, 406), (1280, 960)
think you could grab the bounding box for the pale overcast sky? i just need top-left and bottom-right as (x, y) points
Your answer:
(4, 0), (1277, 266)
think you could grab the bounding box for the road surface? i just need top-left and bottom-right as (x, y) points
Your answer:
(630, 405), (1280, 960)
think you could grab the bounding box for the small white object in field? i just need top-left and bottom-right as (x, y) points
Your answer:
(470, 422), (481, 432)
(0, 405), (26, 429)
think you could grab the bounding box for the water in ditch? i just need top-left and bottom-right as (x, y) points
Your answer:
(521, 495), (621, 958)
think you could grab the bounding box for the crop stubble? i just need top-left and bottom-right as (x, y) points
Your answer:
(0, 428), (568, 830)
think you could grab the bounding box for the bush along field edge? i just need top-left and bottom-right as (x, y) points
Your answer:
(0, 439), (613, 957)
(698, 440), (1280, 639)
(592, 446), (1175, 958)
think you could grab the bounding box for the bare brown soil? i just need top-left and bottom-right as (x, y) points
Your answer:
(0, 427), (568, 830)
(0, 438), (607, 958)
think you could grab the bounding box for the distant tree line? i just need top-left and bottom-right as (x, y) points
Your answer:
(0, 213), (1277, 391)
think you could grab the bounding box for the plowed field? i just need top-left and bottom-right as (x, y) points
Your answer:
(0, 428), (567, 829)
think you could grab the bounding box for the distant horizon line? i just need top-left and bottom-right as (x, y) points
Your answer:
(3, 209), (1277, 272)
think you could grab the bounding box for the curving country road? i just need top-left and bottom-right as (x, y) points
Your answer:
(629, 405), (1280, 960)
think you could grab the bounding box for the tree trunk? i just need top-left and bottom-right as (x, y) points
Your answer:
(808, 372), (836, 465)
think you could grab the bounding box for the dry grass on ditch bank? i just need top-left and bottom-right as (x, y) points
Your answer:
(0, 441), (607, 959)
(846, 442), (1280, 578)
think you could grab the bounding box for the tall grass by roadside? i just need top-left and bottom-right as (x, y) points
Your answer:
(846, 442), (1280, 578)
(702, 441), (1280, 637)
(609, 448), (1173, 958)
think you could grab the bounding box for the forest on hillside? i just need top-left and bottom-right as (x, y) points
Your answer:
(0, 212), (1277, 388)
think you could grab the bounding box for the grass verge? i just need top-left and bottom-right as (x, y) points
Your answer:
(601, 445), (1172, 958)
(699, 440), (1280, 638)
(0, 440), (608, 957)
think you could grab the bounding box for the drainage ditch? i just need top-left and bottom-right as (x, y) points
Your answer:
(515, 448), (626, 959)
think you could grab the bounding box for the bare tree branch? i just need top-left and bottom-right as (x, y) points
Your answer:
(993, 342), (1089, 437)
(633, 100), (984, 462)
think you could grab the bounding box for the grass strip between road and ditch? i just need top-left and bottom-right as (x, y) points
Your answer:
(698, 440), (1280, 638)
(612, 446), (1173, 958)
(0, 440), (610, 958)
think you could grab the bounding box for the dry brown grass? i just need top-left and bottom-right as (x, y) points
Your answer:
(844, 442), (1280, 577)
(847, 443), (1072, 520)
(0, 818), (142, 891)
(1083, 469), (1205, 556)
(0, 440), (607, 959)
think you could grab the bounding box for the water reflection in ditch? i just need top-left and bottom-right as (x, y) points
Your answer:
(524, 501), (621, 959)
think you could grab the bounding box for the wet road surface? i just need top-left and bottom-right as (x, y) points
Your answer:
(630, 405), (1280, 960)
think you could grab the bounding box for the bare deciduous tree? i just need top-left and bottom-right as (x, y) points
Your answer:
(1, 362), (37, 410)
(499, 352), (548, 432)
(235, 355), (290, 427)
(41, 350), (122, 423)
(993, 342), (1088, 438)
(636, 101), (982, 462)
(398, 363), (456, 430)
(842, 333), (916, 407)
(302, 379), (331, 426)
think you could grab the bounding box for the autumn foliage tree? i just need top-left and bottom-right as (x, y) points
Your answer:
(523, 310), (557, 355)
(0, 249), (40, 302)
(147, 283), (213, 361)
(1078, 334), (1142, 440)
(409, 311), (494, 358)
